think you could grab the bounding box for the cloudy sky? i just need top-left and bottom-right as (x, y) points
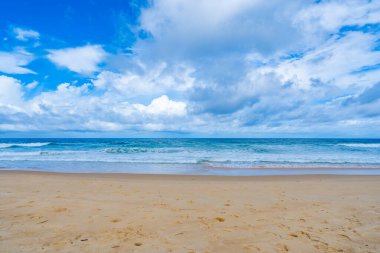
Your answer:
(0, 0), (380, 137)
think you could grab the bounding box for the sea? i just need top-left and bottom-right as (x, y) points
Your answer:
(0, 138), (380, 176)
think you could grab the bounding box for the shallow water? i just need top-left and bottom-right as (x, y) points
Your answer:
(1, 138), (380, 175)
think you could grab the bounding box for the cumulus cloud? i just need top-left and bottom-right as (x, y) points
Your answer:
(13, 27), (40, 41)
(134, 95), (187, 117)
(0, 76), (188, 132)
(1, 0), (380, 136)
(92, 63), (194, 101)
(0, 49), (35, 74)
(0, 75), (24, 106)
(47, 45), (106, 75)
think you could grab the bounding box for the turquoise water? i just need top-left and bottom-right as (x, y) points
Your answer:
(1, 138), (380, 175)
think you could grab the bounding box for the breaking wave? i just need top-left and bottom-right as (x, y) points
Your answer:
(0, 142), (51, 148)
(338, 143), (380, 148)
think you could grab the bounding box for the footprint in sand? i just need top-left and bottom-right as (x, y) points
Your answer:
(134, 242), (143, 246)
(243, 244), (261, 251)
(111, 218), (121, 223)
(215, 217), (225, 222)
(276, 244), (289, 252)
(53, 207), (67, 213)
(338, 234), (352, 241)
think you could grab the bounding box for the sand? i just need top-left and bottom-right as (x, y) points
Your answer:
(0, 171), (379, 253)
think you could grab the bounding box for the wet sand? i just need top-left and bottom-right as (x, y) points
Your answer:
(0, 171), (380, 253)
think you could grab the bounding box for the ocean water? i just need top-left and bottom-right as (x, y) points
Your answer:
(0, 138), (380, 176)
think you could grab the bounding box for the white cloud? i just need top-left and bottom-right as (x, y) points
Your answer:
(92, 63), (194, 100)
(0, 49), (35, 74)
(0, 75), (188, 132)
(140, 0), (258, 38)
(295, 0), (380, 34)
(13, 27), (40, 41)
(25, 81), (38, 90)
(1, 1), (380, 136)
(134, 95), (187, 117)
(259, 32), (380, 90)
(0, 75), (24, 106)
(135, 0), (311, 69)
(47, 45), (106, 75)
(83, 120), (124, 131)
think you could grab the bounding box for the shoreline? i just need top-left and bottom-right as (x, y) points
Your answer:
(2, 166), (380, 177)
(2, 169), (380, 184)
(2, 168), (380, 177)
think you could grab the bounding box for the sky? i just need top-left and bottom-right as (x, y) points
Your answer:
(0, 0), (380, 138)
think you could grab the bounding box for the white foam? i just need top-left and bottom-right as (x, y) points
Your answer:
(0, 142), (51, 148)
(338, 143), (380, 148)
(0, 144), (13, 148)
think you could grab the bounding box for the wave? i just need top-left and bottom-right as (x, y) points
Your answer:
(338, 143), (380, 148)
(1, 152), (380, 169)
(0, 142), (51, 148)
(201, 160), (380, 169)
(104, 148), (148, 154)
(103, 147), (186, 154)
(197, 159), (233, 164)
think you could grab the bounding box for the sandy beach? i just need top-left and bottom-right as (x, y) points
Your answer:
(0, 171), (379, 253)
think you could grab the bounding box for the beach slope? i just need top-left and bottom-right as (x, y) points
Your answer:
(0, 171), (379, 253)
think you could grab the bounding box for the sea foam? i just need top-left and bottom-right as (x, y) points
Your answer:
(0, 142), (51, 148)
(338, 143), (380, 148)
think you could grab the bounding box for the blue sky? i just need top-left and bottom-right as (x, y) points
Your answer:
(0, 0), (380, 137)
